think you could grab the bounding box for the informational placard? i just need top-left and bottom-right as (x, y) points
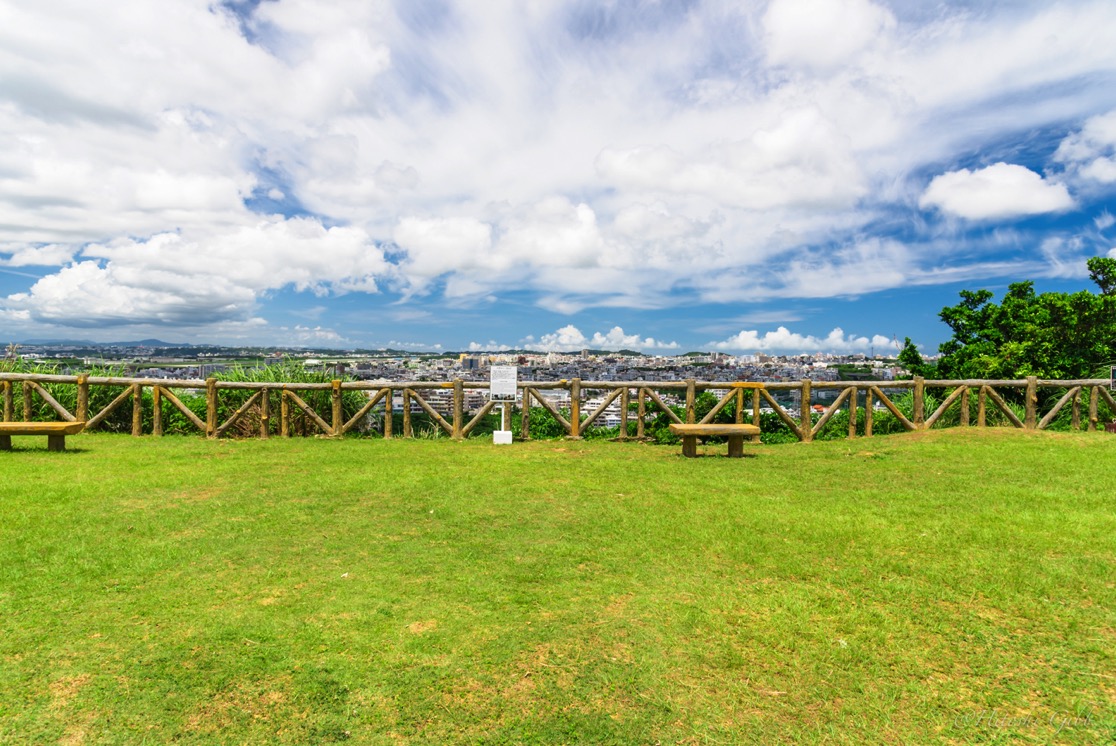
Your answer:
(490, 365), (518, 401)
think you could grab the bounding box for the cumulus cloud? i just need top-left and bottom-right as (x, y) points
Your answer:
(521, 325), (678, 352)
(919, 163), (1075, 220)
(3, 217), (387, 326)
(709, 327), (892, 353)
(467, 341), (512, 352)
(1055, 110), (1116, 183)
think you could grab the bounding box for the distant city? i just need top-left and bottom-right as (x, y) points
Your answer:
(11, 339), (916, 385)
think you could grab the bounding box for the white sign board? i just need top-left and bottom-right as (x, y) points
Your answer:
(490, 365), (518, 401)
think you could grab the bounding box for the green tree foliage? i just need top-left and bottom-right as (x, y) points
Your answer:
(935, 257), (1116, 380)
(897, 336), (930, 378)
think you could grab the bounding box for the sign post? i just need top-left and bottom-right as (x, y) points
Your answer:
(490, 366), (517, 444)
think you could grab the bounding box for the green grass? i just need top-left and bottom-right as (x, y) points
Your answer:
(1, 430), (1114, 744)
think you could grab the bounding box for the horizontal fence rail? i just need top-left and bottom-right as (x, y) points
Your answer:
(2, 373), (1115, 442)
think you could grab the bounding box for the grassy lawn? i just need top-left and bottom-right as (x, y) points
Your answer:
(1, 429), (1114, 744)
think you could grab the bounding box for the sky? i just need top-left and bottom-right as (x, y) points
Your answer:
(1, 0), (1115, 354)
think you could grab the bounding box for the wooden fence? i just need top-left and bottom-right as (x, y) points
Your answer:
(1, 373), (1115, 442)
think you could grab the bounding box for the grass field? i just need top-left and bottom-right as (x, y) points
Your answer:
(1, 429), (1114, 744)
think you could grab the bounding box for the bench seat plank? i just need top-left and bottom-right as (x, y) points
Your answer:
(0, 421), (86, 452)
(669, 423), (760, 458)
(0, 422), (87, 436)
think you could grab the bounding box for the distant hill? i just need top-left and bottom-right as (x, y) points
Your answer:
(19, 338), (183, 348)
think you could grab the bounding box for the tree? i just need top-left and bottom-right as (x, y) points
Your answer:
(897, 336), (931, 378)
(934, 257), (1116, 381)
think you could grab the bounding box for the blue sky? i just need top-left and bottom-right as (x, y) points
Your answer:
(2, 0), (1115, 352)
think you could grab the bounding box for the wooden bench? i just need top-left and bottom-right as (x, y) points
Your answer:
(0, 421), (86, 452)
(669, 423), (761, 458)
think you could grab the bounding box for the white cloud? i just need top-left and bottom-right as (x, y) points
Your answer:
(467, 341), (511, 352)
(709, 327), (892, 353)
(521, 325), (678, 352)
(1055, 110), (1116, 184)
(919, 163), (1075, 220)
(2, 217), (387, 326)
(763, 0), (896, 71)
(1, 243), (76, 267)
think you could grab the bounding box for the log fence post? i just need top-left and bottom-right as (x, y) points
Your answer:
(977, 387), (987, 427)
(960, 387), (970, 427)
(848, 386), (858, 438)
(685, 379), (696, 424)
(569, 378), (581, 438)
(384, 387), (394, 439)
(206, 378), (218, 438)
(153, 386), (164, 436)
(913, 376), (925, 429)
(280, 389), (290, 437)
(2, 380), (12, 422)
(132, 384), (143, 436)
(452, 378), (464, 439)
(23, 381), (33, 421)
(636, 388), (646, 439)
(800, 379), (812, 442)
(77, 376), (89, 422)
(751, 388), (761, 443)
(1072, 388), (1081, 430)
(520, 389), (530, 440)
(865, 387), (874, 437)
(1024, 376), (1038, 429)
(331, 380), (343, 436)
(1089, 386), (1099, 432)
(260, 387), (270, 439)
(403, 389), (412, 438)
(618, 387), (630, 440)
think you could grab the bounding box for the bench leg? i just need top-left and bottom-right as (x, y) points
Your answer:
(681, 436), (698, 458)
(47, 434), (66, 452)
(726, 435), (744, 458)
(0, 435), (10, 451)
